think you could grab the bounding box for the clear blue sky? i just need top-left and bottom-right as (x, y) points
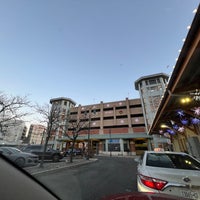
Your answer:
(0, 0), (199, 106)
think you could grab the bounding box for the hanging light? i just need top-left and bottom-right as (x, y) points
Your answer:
(178, 126), (185, 132)
(180, 119), (189, 125)
(180, 97), (192, 104)
(176, 109), (185, 117)
(167, 129), (175, 135)
(172, 124), (179, 130)
(192, 107), (200, 116)
(191, 118), (200, 125)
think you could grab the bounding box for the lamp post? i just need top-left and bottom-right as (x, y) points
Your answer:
(109, 129), (112, 157)
(87, 115), (91, 160)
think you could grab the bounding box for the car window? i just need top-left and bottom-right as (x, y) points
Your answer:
(0, 148), (11, 154)
(146, 153), (200, 170)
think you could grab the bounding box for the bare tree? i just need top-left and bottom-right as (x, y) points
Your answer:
(62, 112), (88, 163)
(0, 92), (30, 135)
(34, 103), (62, 167)
(35, 102), (91, 164)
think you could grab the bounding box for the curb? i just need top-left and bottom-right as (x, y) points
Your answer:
(28, 159), (98, 176)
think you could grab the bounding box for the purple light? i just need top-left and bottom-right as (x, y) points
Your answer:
(173, 124), (179, 130)
(191, 118), (200, 125)
(181, 119), (189, 125)
(176, 109), (185, 117)
(167, 129), (175, 135)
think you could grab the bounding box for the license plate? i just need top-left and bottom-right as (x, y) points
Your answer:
(181, 190), (199, 200)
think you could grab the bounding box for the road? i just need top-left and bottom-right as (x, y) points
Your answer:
(36, 156), (138, 200)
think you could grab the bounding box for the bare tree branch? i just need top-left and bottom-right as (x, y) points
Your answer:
(0, 92), (31, 132)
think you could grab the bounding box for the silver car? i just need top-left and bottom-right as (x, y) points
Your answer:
(136, 151), (200, 200)
(0, 146), (39, 167)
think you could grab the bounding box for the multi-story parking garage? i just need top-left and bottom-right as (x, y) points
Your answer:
(50, 97), (152, 156)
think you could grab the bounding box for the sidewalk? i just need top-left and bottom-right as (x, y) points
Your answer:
(24, 157), (98, 176)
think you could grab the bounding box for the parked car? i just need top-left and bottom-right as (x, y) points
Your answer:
(64, 148), (83, 156)
(136, 151), (200, 200)
(22, 145), (63, 162)
(0, 146), (39, 167)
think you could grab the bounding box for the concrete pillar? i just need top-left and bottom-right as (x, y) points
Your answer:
(100, 101), (104, 134)
(120, 139), (124, 152)
(99, 141), (103, 151)
(105, 140), (108, 151)
(130, 140), (136, 152)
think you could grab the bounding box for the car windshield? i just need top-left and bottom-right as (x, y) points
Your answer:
(0, 1), (200, 200)
(146, 153), (200, 170)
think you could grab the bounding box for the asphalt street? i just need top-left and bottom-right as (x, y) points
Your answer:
(35, 156), (138, 200)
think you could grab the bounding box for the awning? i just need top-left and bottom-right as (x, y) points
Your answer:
(58, 133), (152, 141)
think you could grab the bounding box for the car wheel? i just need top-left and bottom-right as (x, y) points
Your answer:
(15, 157), (25, 167)
(52, 155), (59, 162)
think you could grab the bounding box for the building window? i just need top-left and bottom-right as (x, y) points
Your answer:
(108, 139), (120, 152)
(149, 79), (157, 85)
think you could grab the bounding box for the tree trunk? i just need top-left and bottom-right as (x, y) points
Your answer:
(40, 134), (50, 168)
(69, 138), (76, 163)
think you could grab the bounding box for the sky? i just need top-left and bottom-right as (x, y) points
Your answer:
(0, 0), (199, 108)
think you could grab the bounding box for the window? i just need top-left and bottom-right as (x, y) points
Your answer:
(146, 153), (200, 170)
(149, 79), (156, 85)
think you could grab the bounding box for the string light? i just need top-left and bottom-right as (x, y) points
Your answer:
(187, 26), (191, 30)
(193, 8), (197, 14)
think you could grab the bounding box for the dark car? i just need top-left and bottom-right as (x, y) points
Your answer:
(22, 145), (63, 162)
(64, 148), (83, 156)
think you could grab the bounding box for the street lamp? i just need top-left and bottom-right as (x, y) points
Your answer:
(109, 129), (112, 157)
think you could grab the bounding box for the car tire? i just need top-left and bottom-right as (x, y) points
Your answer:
(52, 155), (59, 162)
(15, 157), (25, 167)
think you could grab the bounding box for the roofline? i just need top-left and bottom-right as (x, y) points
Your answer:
(50, 97), (76, 105)
(149, 4), (200, 134)
(134, 73), (169, 90)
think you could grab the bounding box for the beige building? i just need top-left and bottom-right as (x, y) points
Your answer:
(52, 97), (152, 155)
(28, 124), (46, 145)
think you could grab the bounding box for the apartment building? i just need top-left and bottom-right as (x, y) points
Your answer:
(27, 124), (46, 144)
(0, 120), (27, 144)
(53, 97), (151, 155)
